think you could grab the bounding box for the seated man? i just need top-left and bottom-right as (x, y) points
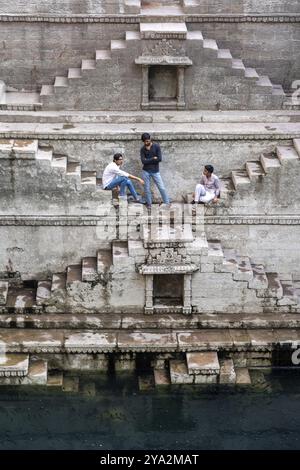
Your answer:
(193, 165), (220, 204)
(102, 153), (144, 202)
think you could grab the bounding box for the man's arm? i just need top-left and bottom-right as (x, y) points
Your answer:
(153, 143), (162, 162)
(140, 147), (159, 165)
(128, 173), (144, 185)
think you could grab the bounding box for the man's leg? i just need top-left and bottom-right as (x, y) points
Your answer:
(120, 178), (139, 199)
(142, 170), (152, 206)
(105, 175), (127, 192)
(199, 191), (215, 204)
(194, 184), (206, 202)
(152, 172), (170, 204)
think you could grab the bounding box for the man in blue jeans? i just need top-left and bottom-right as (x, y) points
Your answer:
(102, 153), (144, 202)
(140, 133), (170, 209)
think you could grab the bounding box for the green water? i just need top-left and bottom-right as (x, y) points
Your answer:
(0, 370), (300, 450)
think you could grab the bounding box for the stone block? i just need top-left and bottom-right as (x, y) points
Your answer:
(219, 358), (236, 384)
(12, 139), (38, 159)
(63, 353), (109, 371)
(154, 369), (171, 387)
(169, 360), (194, 384)
(235, 368), (252, 385)
(47, 371), (63, 388)
(186, 351), (220, 375)
(138, 374), (155, 391)
(0, 353), (29, 377)
(0, 281), (8, 305)
(22, 358), (48, 385)
(63, 376), (79, 393)
(64, 331), (117, 353)
(194, 374), (218, 384)
(0, 139), (14, 158)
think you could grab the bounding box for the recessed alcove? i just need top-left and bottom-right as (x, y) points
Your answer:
(149, 65), (178, 103)
(153, 274), (184, 306)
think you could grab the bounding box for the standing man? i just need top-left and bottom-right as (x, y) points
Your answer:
(140, 133), (170, 209)
(102, 153), (144, 202)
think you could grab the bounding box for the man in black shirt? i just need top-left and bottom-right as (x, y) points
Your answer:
(140, 132), (170, 209)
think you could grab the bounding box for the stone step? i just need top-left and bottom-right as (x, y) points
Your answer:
(111, 40), (127, 50)
(203, 39), (218, 52)
(0, 139), (14, 158)
(186, 30), (203, 42)
(218, 248), (239, 273)
(2, 92), (41, 109)
(47, 371), (63, 387)
(82, 257), (98, 282)
(233, 256), (253, 282)
(207, 240), (224, 264)
(256, 75), (273, 89)
(125, 31), (141, 41)
(272, 84), (285, 96)
(244, 68), (259, 80)
(232, 59), (245, 71)
(81, 170), (97, 186)
(51, 273), (66, 293)
(245, 161), (265, 180)
(293, 139), (300, 157)
(54, 76), (69, 88)
(40, 85), (54, 97)
(186, 351), (220, 375)
(97, 249), (113, 274)
(0, 353), (29, 377)
(25, 358), (48, 385)
(0, 281), (9, 305)
(248, 263), (268, 290)
(13, 139), (39, 159)
(81, 59), (96, 70)
(36, 280), (52, 305)
(235, 368), (251, 385)
(66, 162), (81, 177)
(96, 49), (112, 60)
(113, 241), (130, 266)
(277, 280), (298, 306)
(36, 146), (53, 163)
(51, 154), (67, 171)
(260, 152), (281, 173)
(68, 68), (82, 79)
(257, 272), (283, 299)
(219, 358), (236, 384)
(154, 369), (171, 387)
(217, 49), (232, 64)
(66, 265), (82, 285)
(139, 22), (187, 40)
(169, 359), (193, 384)
(276, 145), (299, 165)
(6, 287), (36, 311)
(231, 170), (251, 190)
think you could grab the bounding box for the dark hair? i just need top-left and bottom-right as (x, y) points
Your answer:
(205, 164), (214, 174)
(141, 133), (151, 142)
(113, 153), (123, 161)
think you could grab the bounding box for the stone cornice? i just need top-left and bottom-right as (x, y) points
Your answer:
(0, 132), (299, 141)
(0, 215), (300, 226)
(0, 14), (299, 24)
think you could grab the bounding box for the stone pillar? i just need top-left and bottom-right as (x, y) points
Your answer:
(177, 67), (185, 109)
(183, 273), (192, 315)
(142, 66), (149, 108)
(145, 274), (154, 314)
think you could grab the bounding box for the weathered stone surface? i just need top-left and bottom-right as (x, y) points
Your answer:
(186, 351), (220, 375)
(235, 368), (252, 385)
(117, 331), (177, 352)
(169, 360), (194, 384)
(154, 368), (171, 387)
(23, 358), (48, 385)
(64, 331), (117, 353)
(47, 371), (63, 387)
(194, 374), (218, 384)
(177, 330), (233, 351)
(219, 358), (236, 384)
(0, 353), (29, 377)
(63, 376), (79, 393)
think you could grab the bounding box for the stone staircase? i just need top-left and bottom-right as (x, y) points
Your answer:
(220, 138), (300, 198)
(0, 138), (109, 196)
(0, 232), (299, 314)
(0, 19), (285, 110)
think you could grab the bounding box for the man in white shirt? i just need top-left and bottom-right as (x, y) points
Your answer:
(102, 153), (144, 202)
(193, 165), (220, 204)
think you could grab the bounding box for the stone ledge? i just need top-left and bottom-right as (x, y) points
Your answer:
(0, 215), (300, 226)
(0, 14), (299, 24)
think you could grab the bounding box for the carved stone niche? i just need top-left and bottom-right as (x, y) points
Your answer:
(135, 55), (192, 110)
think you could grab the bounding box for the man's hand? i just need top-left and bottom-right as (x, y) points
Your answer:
(212, 197), (219, 204)
(153, 156), (158, 160)
(138, 178), (144, 185)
